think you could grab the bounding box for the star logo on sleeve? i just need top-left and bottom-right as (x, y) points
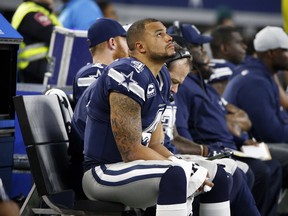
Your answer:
(95, 69), (102, 77)
(108, 68), (145, 100)
(119, 72), (138, 91)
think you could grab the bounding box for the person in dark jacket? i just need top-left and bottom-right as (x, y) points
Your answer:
(172, 23), (282, 216)
(223, 26), (288, 191)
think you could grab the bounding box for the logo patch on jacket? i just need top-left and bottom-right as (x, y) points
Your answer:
(34, 12), (52, 26)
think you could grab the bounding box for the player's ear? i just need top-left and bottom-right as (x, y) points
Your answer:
(267, 50), (276, 58)
(220, 43), (228, 54)
(135, 41), (145, 53)
(108, 38), (116, 50)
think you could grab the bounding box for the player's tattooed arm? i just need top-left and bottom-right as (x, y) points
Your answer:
(109, 92), (142, 162)
(110, 92), (168, 161)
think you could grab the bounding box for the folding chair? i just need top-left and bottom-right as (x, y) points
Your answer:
(14, 95), (124, 215)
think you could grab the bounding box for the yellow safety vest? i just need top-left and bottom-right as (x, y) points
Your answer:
(283, 0), (288, 33)
(11, 2), (62, 69)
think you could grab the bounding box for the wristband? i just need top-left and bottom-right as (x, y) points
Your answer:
(199, 145), (204, 156)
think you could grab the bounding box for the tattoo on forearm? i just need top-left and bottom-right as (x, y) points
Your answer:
(110, 93), (142, 161)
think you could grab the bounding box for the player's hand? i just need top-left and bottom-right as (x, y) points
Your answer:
(226, 117), (242, 137)
(243, 139), (259, 146)
(197, 175), (214, 193)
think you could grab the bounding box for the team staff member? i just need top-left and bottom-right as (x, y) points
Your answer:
(162, 44), (260, 216)
(224, 26), (288, 142)
(223, 26), (288, 189)
(11, 0), (62, 83)
(172, 23), (282, 216)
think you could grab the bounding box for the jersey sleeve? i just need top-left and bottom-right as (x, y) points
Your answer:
(73, 64), (104, 104)
(105, 61), (148, 106)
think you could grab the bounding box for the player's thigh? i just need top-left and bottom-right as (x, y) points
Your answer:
(82, 160), (173, 208)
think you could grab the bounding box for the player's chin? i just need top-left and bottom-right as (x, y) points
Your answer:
(167, 43), (175, 51)
(167, 49), (176, 57)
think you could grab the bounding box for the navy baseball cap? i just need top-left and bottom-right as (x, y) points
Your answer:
(87, 18), (126, 48)
(180, 24), (212, 45)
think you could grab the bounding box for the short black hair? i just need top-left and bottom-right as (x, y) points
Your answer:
(210, 25), (239, 56)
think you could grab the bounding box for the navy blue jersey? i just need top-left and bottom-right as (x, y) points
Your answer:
(69, 79), (99, 163)
(73, 63), (106, 104)
(71, 79), (98, 141)
(161, 100), (178, 154)
(83, 57), (171, 170)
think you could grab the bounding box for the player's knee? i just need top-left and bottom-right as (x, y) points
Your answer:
(158, 166), (187, 204)
(201, 165), (230, 203)
(213, 165), (231, 188)
(161, 166), (187, 190)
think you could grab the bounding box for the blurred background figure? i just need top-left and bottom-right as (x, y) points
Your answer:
(223, 26), (288, 200)
(203, 5), (235, 59)
(58, 0), (103, 30)
(96, 0), (118, 20)
(215, 5), (235, 27)
(11, 0), (62, 83)
(209, 25), (247, 95)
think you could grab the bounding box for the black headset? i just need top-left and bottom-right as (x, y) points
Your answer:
(166, 49), (191, 66)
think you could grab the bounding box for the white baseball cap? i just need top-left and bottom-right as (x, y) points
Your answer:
(253, 26), (288, 52)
